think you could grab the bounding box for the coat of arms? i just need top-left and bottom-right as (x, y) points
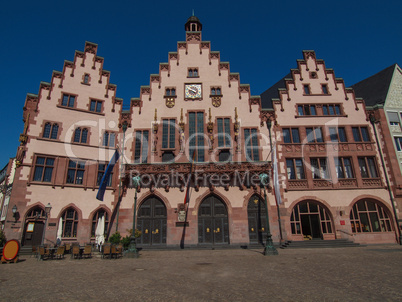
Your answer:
(166, 97), (175, 108)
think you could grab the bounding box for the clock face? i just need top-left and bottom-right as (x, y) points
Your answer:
(185, 84), (202, 99)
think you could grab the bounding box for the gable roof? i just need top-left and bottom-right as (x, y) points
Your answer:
(351, 64), (397, 107)
(260, 73), (290, 109)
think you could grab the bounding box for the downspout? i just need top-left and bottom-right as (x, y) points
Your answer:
(370, 114), (402, 244)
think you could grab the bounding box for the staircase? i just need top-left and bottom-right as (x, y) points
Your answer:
(280, 239), (361, 249)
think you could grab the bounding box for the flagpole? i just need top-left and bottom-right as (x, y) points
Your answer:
(115, 122), (128, 232)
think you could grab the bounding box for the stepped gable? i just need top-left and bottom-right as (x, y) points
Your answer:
(351, 64), (397, 106)
(260, 50), (364, 114)
(130, 16), (261, 115)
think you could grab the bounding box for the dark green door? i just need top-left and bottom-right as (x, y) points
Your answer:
(198, 195), (229, 245)
(137, 197), (167, 246)
(247, 195), (267, 245)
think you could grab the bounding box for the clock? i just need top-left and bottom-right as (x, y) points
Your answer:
(185, 84), (202, 99)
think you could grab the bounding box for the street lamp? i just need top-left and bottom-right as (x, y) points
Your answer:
(41, 203), (52, 246)
(259, 173), (278, 255)
(12, 205), (18, 222)
(126, 176), (141, 258)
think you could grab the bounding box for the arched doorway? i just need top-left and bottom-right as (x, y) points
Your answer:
(22, 207), (46, 246)
(247, 194), (267, 245)
(198, 195), (229, 245)
(136, 196), (167, 246)
(290, 200), (333, 240)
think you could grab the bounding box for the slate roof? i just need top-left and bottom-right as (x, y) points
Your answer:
(260, 73), (291, 109)
(351, 64), (397, 107)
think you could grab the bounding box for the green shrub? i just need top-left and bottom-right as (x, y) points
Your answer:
(108, 231), (121, 245)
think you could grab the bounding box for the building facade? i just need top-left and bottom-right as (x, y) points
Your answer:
(352, 64), (402, 238)
(3, 17), (400, 247)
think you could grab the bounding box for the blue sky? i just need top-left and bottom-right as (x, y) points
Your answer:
(1, 0), (401, 166)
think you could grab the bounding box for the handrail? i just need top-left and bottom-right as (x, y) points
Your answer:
(337, 229), (356, 237)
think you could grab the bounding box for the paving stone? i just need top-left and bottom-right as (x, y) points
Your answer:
(0, 245), (401, 301)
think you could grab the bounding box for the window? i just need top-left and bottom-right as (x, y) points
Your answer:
(352, 127), (370, 142)
(358, 157), (378, 178)
(290, 201), (333, 235)
(283, 128), (300, 143)
(217, 118), (231, 147)
(211, 87), (222, 95)
(103, 131), (116, 147)
(334, 157), (354, 179)
(350, 200), (393, 233)
(322, 84), (328, 95)
(329, 127), (347, 142)
(310, 158), (330, 179)
(387, 112), (401, 127)
(66, 160), (85, 184)
(84, 74), (89, 84)
(96, 163), (113, 187)
(43, 122), (59, 139)
(303, 85), (310, 95)
(61, 94), (76, 108)
(189, 112), (205, 162)
(306, 127), (323, 143)
(165, 88), (176, 96)
(73, 128), (88, 144)
(33, 156), (55, 182)
(91, 210), (109, 237)
(26, 207), (45, 219)
(61, 208), (79, 238)
(286, 158), (305, 180)
(298, 105), (317, 116)
(90, 100), (102, 113)
(395, 137), (402, 151)
(244, 128), (260, 162)
(162, 119), (176, 149)
(134, 130), (149, 163)
(188, 68), (198, 77)
(323, 104), (341, 115)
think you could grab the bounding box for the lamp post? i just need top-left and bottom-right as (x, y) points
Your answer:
(126, 176), (140, 258)
(41, 203), (52, 246)
(259, 173), (278, 255)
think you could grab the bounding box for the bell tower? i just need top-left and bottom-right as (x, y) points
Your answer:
(185, 15), (202, 32)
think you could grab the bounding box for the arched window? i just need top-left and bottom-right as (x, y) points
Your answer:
(91, 209), (109, 237)
(61, 208), (79, 238)
(51, 124), (59, 139)
(73, 128), (88, 144)
(43, 123), (51, 138)
(350, 200), (393, 233)
(43, 123), (59, 139)
(26, 207), (45, 219)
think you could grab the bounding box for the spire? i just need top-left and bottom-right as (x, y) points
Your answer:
(185, 14), (202, 32)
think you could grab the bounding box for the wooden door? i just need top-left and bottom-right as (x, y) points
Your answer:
(247, 196), (267, 245)
(137, 197), (167, 246)
(198, 195), (229, 245)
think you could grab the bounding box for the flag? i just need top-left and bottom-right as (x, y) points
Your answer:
(272, 143), (282, 204)
(183, 150), (197, 205)
(96, 150), (120, 201)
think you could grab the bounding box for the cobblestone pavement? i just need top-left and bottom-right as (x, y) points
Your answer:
(1, 245), (402, 301)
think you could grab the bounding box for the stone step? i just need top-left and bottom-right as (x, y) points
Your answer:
(281, 239), (361, 249)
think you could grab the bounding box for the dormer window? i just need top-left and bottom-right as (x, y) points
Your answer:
(188, 68), (198, 77)
(211, 87), (222, 96)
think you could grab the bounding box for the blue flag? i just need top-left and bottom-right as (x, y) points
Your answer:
(96, 150), (120, 201)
